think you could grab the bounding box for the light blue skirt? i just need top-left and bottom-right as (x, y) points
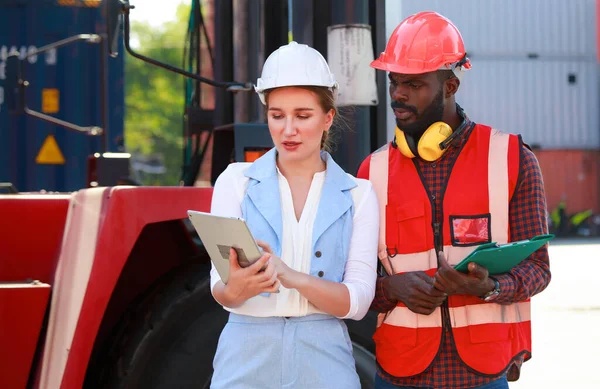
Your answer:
(210, 312), (361, 389)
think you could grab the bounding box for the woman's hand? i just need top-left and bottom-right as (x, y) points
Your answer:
(256, 240), (298, 289)
(256, 240), (352, 318)
(217, 247), (280, 308)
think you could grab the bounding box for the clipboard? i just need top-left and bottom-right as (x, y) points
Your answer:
(453, 234), (555, 275)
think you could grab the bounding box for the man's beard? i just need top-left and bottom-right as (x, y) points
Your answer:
(392, 87), (445, 140)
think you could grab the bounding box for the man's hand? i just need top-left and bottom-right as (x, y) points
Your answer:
(383, 272), (447, 315)
(433, 252), (495, 297)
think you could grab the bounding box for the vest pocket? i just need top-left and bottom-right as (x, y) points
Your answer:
(451, 298), (512, 343)
(449, 213), (491, 247)
(373, 323), (418, 347)
(465, 301), (513, 344)
(468, 322), (512, 343)
(387, 200), (427, 254)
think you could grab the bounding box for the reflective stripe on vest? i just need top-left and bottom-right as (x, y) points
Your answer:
(369, 125), (530, 377)
(369, 145), (392, 267)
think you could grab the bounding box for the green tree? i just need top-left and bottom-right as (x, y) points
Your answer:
(124, 4), (191, 185)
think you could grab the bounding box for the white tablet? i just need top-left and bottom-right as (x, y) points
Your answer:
(187, 210), (262, 284)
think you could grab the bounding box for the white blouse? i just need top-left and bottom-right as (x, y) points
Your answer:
(210, 163), (379, 320)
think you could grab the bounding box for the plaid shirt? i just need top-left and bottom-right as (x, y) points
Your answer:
(358, 123), (551, 389)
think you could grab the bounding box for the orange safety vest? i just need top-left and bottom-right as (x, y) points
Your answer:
(369, 124), (531, 377)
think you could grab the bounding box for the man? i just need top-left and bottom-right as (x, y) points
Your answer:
(357, 11), (551, 389)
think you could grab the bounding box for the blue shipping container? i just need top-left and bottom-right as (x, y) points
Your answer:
(0, 0), (124, 192)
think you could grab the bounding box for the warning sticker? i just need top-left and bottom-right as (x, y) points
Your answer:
(36, 134), (65, 165)
(42, 88), (59, 114)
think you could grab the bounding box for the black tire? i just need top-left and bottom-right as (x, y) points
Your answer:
(92, 262), (228, 389)
(91, 261), (377, 388)
(352, 341), (376, 389)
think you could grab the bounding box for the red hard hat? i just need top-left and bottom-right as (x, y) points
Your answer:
(371, 11), (471, 75)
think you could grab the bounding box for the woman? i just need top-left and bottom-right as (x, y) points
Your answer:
(209, 41), (379, 389)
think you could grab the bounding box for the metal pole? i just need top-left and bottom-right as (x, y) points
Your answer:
(262, 0), (289, 122)
(211, 0), (235, 183)
(248, 0), (264, 122)
(100, 36), (109, 152)
(214, 0), (234, 127)
(330, 0), (371, 176)
(290, 0), (313, 45)
(371, 0), (387, 149)
(233, 0), (250, 123)
(122, 3), (250, 90)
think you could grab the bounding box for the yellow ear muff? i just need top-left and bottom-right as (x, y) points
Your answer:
(395, 127), (416, 158)
(417, 122), (453, 162)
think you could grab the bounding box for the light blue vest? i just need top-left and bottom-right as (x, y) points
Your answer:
(241, 148), (357, 282)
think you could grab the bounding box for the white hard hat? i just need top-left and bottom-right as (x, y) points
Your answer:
(255, 41), (338, 105)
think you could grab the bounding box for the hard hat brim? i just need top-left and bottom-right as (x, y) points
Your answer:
(370, 58), (436, 75)
(255, 83), (339, 105)
(370, 58), (471, 76)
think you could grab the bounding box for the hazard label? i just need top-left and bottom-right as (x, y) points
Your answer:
(42, 88), (59, 114)
(36, 135), (65, 165)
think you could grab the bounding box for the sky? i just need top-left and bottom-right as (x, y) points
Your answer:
(128, 0), (187, 27)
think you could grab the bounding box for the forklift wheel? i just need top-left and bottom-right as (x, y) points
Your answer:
(90, 261), (376, 388)
(91, 261), (227, 389)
